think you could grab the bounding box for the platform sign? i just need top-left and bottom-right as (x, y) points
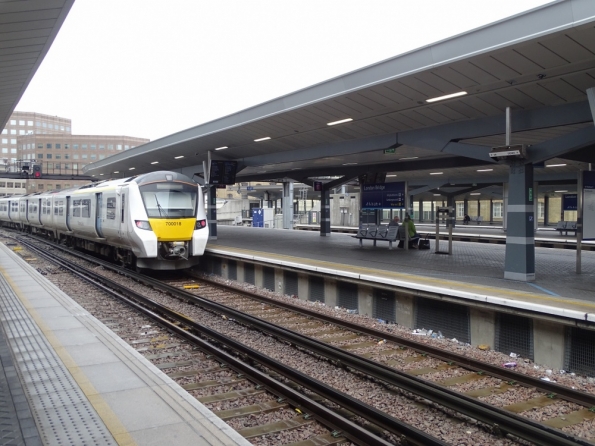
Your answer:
(361, 182), (405, 209)
(583, 171), (595, 240)
(252, 208), (264, 228)
(209, 160), (237, 185)
(563, 194), (577, 211)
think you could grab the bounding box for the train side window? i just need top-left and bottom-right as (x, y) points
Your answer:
(82, 199), (90, 218)
(121, 194), (125, 222)
(106, 197), (116, 220)
(73, 199), (81, 217)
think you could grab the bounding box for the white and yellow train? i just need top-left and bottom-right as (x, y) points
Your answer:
(0, 171), (209, 270)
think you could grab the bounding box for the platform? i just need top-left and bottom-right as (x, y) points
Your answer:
(208, 226), (595, 320)
(0, 243), (250, 446)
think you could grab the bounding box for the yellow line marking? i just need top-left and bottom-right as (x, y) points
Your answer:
(1, 267), (136, 446)
(208, 244), (595, 312)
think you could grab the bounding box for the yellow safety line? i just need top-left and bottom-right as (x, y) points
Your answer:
(1, 268), (136, 446)
(208, 244), (595, 311)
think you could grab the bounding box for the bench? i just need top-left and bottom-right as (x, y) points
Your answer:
(464, 216), (484, 225)
(556, 221), (577, 236)
(352, 224), (399, 249)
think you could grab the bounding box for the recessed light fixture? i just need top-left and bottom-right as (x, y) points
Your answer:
(175, 155), (184, 159)
(433, 194), (441, 196)
(215, 146), (228, 151)
(426, 91), (467, 103)
(113, 171), (119, 174)
(470, 193), (481, 195)
(129, 167), (135, 170)
(546, 163), (567, 167)
(343, 162), (358, 165)
(477, 168), (493, 172)
(399, 157), (419, 160)
(254, 137), (271, 142)
(430, 172), (443, 175)
(99, 173), (104, 176)
(386, 174), (397, 177)
(327, 118), (353, 126)
(151, 161), (159, 164)
(555, 190), (568, 193)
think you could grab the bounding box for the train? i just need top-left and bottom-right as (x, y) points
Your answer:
(0, 171), (209, 270)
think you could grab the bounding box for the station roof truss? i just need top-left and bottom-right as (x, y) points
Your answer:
(84, 0), (595, 195)
(0, 0), (75, 130)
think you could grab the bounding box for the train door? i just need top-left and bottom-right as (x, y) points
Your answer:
(117, 185), (128, 240)
(95, 193), (104, 238)
(65, 197), (72, 231)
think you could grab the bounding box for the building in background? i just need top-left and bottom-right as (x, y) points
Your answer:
(1, 111), (149, 194)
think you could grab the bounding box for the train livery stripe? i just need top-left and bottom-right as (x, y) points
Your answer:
(148, 218), (195, 241)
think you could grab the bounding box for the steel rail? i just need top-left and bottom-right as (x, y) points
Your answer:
(18, 237), (592, 445)
(18, 237), (445, 446)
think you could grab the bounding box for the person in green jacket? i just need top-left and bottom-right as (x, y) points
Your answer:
(404, 214), (420, 248)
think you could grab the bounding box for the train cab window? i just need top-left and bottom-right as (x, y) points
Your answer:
(139, 182), (197, 218)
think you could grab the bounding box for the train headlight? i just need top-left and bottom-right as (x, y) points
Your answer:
(195, 219), (207, 230)
(135, 220), (152, 230)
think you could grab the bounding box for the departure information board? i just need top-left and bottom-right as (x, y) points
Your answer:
(209, 160), (237, 185)
(361, 182), (405, 209)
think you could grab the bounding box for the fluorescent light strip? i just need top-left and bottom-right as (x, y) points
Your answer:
(215, 146), (228, 151)
(99, 173), (104, 176)
(433, 194), (441, 196)
(470, 193), (481, 195)
(343, 162), (358, 165)
(151, 161), (159, 164)
(254, 137), (271, 142)
(546, 164), (567, 167)
(113, 171), (119, 174)
(426, 91), (467, 103)
(430, 172), (443, 175)
(327, 118), (353, 126)
(477, 169), (493, 172)
(555, 190), (568, 193)
(399, 157), (418, 160)
(175, 155), (184, 159)
(386, 174), (397, 177)
(129, 167), (135, 170)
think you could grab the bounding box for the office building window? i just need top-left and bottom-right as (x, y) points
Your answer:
(1, 130), (6, 134)
(124, 145), (129, 150)
(37, 154), (43, 159)
(36, 122), (41, 127)
(66, 127), (70, 132)
(90, 144), (96, 150)
(60, 126), (65, 131)
(55, 143), (61, 149)
(19, 130), (25, 135)
(1, 139), (6, 144)
(46, 154), (52, 159)
(48, 124), (53, 129)
(64, 154), (69, 159)
(82, 154), (87, 159)
(38, 184), (44, 190)
(99, 155), (105, 160)
(55, 155), (61, 159)
(37, 144), (42, 149)
(27, 121), (33, 126)
(99, 145), (105, 150)
(10, 149), (16, 154)
(72, 164), (78, 170)
(65, 144), (69, 149)
(90, 154), (96, 160)
(42, 122), (47, 128)
(19, 120), (25, 125)
(1, 148), (7, 154)
(64, 164), (70, 170)
(10, 120), (16, 125)
(82, 144), (87, 150)
(73, 154), (79, 160)
(538, 202), (545, 219)
(47, 143), (52, 149)
(10, 139), (16, 144)
(108, 144), (113, 150)
(117, 144), (122, 150)
(73, 144), (78, 149)
(493, 202), (504, 218)
(10, 130), (16, 134)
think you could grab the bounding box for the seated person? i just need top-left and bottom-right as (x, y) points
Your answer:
(388, 216), (400, 227)
(463, 214), (471, 225)
(403, 214), (420, 248)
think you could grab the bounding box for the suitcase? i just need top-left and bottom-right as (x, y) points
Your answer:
(418, 235), (430, 250)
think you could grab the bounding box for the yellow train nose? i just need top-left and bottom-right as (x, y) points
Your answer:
(148, 218), (195, 241)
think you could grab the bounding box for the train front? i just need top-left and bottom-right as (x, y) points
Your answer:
(133, 172), (209, 270)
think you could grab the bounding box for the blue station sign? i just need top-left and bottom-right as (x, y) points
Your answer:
(361, 182), (405, 209)
(563, 194), (577, 211)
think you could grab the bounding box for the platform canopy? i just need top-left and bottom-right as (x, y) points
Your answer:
(0, 0), (75, 130)
(85, 0), (595, 198)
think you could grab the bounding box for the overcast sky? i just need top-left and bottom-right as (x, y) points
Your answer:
(16, 0), (553, 142)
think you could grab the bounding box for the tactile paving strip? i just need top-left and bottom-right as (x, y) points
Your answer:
(0, 274), (116, 446)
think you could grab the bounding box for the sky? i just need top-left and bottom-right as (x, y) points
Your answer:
(16, 0), (554, 142)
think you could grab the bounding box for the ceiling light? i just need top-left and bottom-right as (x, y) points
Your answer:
(470, 193), (481, 195)
(113, 171), (119, 174)
(433, 194), (441, 196)
(399, 157), (418, 160)
(430, 172), (443, 175)
(327, 118), (353, 126)
(426, 91), (467, 103)
(254, 137), (271, 142)
(386, 174), (397, 177)
(99, 173), (104, 176)
(175, 155), (184, 159)
(129, 167), (135, 170)
(546, 163), (567, 167)
(555, 190), (568, 193)
(343, 162), (358, 165)
(151, 161), (159, 164)
(215, 146), (228, 151)
(477, 168), (493, 172)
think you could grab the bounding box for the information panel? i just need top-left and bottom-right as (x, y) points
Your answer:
(584, 171), (595, 240)
(361, 182), (405, 209)
(563, 194), (577, 211)
(209, 160), (237, 185)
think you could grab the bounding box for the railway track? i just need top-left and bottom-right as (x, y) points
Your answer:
(9, 234), (595, 445)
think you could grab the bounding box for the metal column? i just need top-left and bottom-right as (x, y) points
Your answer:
(504, 160), (535, 281)
(282, 181), (294, 229)
(320, 186), (331, 236)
